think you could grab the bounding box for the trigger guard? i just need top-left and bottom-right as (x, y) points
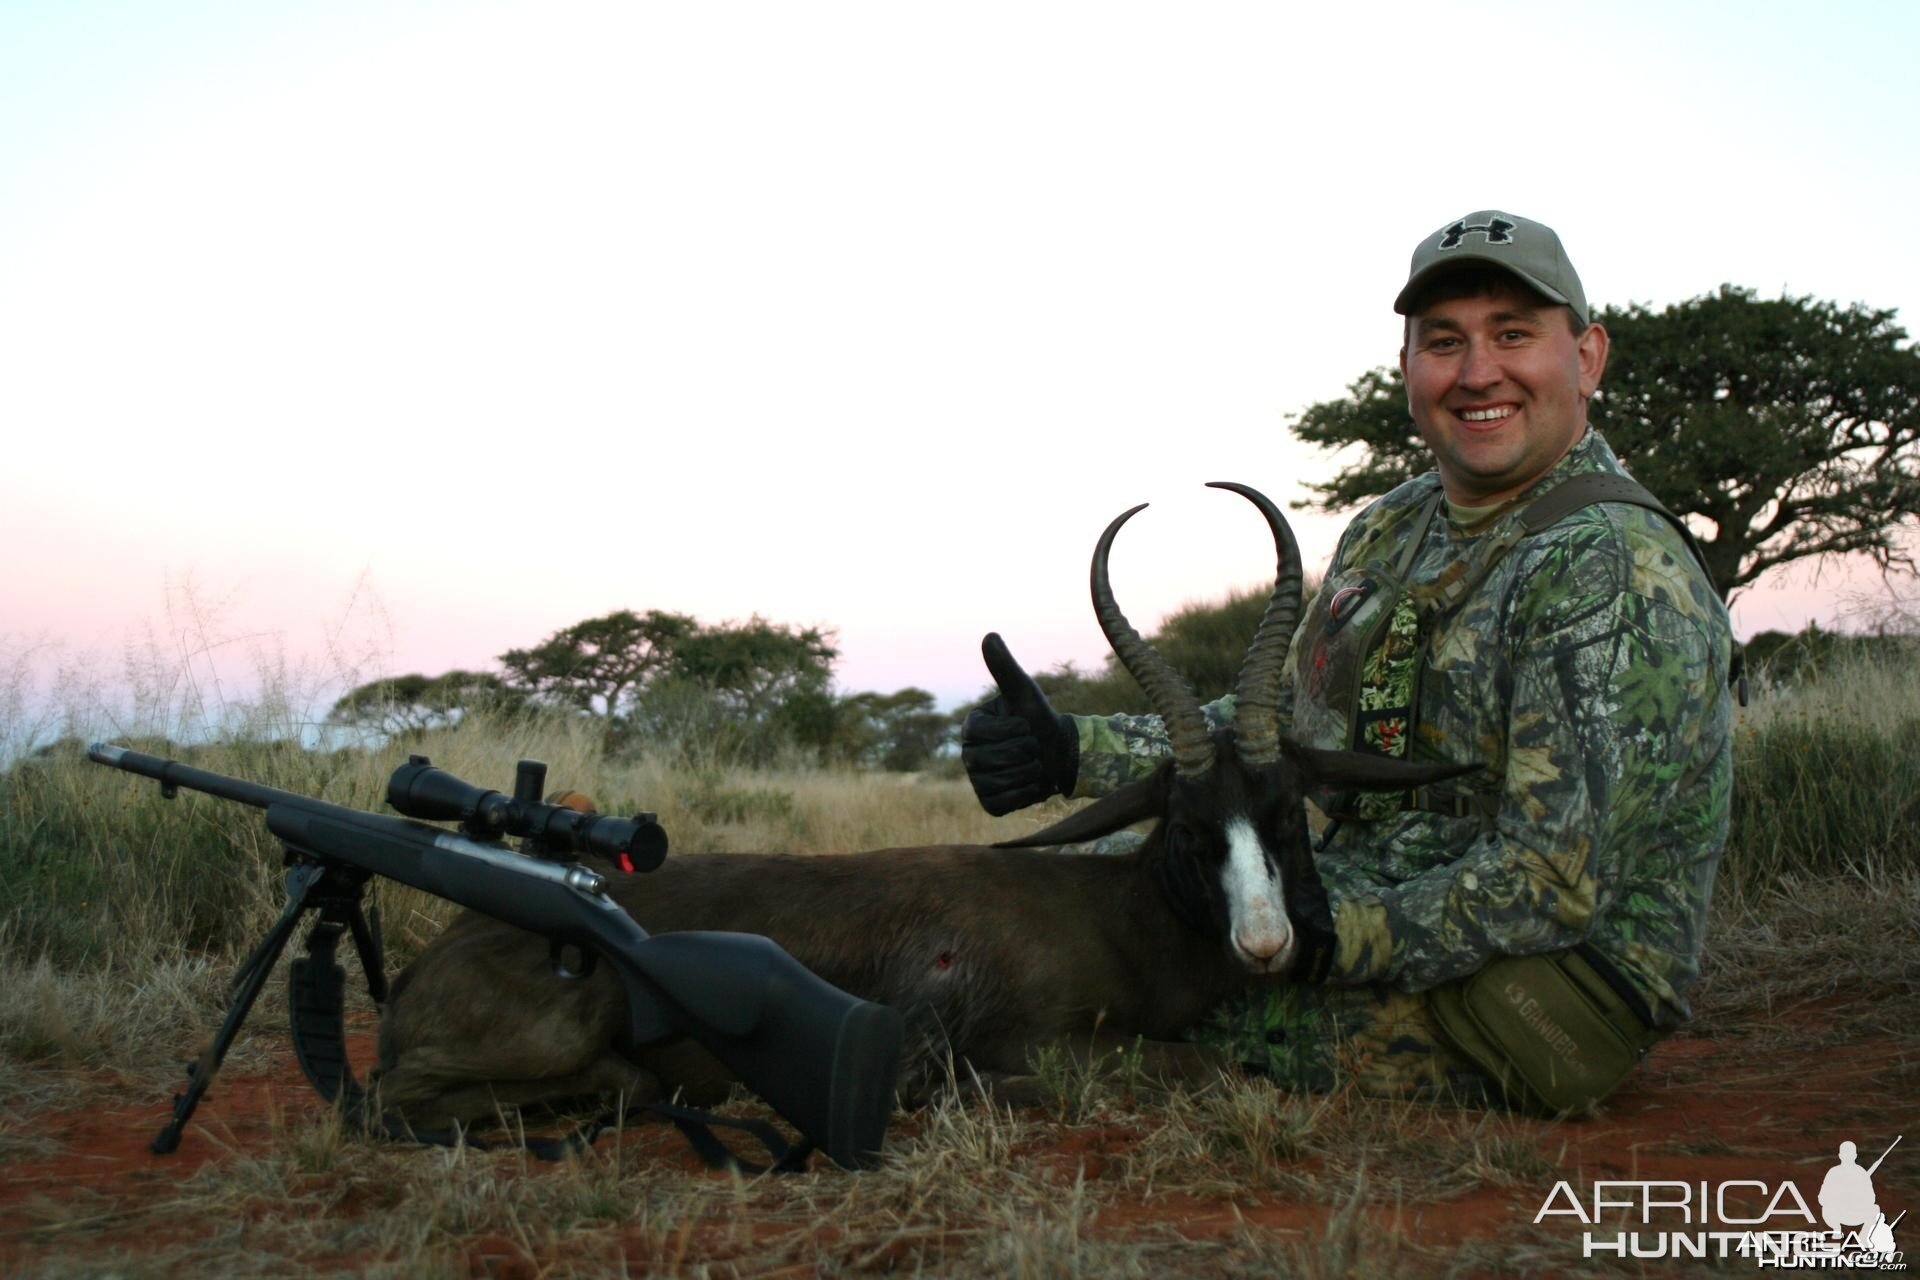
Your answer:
(549, 938), (596, 980)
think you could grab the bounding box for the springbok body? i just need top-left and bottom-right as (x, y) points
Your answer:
(378, 830), (1257, 1118)
(374, 484), (1470, 1125)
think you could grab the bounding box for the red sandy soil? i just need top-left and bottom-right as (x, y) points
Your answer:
(3, 1006), (1915, 1277)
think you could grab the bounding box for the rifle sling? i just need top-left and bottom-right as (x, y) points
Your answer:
(286, 861), (389, 1104)
(288, 918), (367, 1111)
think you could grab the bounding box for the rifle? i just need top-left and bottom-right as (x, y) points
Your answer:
(87, 743), (903, 1170)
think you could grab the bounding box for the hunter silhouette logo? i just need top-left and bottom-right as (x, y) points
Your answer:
(1438, 217), (1516, 250)
(1822, 1137), (1904, 1258)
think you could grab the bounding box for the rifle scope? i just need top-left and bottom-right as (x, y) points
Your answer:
(386, 756), (668, 872)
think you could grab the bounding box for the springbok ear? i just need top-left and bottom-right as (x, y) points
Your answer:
(992, 765), (1171, 849)
(1283, 743), (1481, 794)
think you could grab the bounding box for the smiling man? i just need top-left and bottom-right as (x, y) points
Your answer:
(1398, 226), (1609, 507)
(963, 212), (1736, 1113)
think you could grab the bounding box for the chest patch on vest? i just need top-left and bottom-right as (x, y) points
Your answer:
(1353, 595), (1423, 821)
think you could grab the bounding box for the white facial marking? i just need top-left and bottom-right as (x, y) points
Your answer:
(1222, 817), (1294, 973)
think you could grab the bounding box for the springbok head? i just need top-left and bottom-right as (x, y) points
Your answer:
(998, 481), (1475, 975)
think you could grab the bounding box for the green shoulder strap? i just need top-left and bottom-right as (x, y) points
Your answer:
(1520, 473), (1745, 700)
(1517, 473), (1712, 581)
(1426, 472), (1745, 702)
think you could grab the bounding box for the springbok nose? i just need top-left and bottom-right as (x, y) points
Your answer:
(1233, 929), (1293, 970)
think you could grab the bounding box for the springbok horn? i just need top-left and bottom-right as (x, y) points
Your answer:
(1206, 482), (1302, 768)
(1090, 504), (1215, 777)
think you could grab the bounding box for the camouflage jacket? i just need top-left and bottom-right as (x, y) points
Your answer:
(1069, 430), (1733, 1026)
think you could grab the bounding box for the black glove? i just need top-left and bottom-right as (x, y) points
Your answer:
(960, 633), (1079, 816)
(1286, 853), (1337, 983)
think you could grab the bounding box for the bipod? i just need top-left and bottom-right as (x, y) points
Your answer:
(152, 856), (386, 1155)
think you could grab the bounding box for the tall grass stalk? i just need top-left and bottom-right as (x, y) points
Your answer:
(1722, 648), (1920, 896)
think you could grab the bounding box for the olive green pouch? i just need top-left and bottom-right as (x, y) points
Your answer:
(1427, 949), (1661, 1115)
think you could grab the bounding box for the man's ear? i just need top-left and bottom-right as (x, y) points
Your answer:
(1578, 321), (1609, 398)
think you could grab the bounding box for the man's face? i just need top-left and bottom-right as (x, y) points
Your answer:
(1399, 283), (1609, 505)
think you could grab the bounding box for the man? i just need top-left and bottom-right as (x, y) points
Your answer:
(963, 211), (1734, 1112)
(1819, 1141), (1879, 1238)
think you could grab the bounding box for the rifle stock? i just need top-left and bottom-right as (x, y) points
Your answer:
(267, 805), (901, 1167)
(93, 744), (902, 1170)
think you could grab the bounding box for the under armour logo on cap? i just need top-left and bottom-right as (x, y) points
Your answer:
(1395, 209), (1589, 327)
(1438, 217), (1516, 250)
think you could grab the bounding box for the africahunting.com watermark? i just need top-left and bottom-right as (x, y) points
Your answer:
(1533, 1135), (1905, 1267)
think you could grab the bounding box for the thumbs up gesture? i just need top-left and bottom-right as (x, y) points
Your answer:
(959, 633), (1080, 816)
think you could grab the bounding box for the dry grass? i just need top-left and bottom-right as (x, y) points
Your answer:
(1691, 863), (1920, 1043)
(0, 1003), (1898, 1277)
(3, 650), (1918, 1276)
(0, 1077), (1536, 1277)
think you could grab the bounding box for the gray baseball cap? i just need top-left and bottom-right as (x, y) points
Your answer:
(1394, 210), (1589, 328)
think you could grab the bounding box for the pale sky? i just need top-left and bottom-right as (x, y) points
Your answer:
(5, 1), (1918, 726)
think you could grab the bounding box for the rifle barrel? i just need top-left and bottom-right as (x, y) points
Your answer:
(88, 743), (319, 812)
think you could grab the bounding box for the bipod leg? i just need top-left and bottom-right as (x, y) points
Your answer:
(152, 862), (329, 1155)
(346, 890), (388, 1006)
(289, 865), (380, 1116)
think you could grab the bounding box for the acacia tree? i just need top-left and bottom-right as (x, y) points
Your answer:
(666, 617), (838, 722)
(328, 670), (525, 736)
(1290, 287), (1920, 598)
(624, 617), (841, 763)
(828, 687), (951, 770)
(497, 608), (696, 718)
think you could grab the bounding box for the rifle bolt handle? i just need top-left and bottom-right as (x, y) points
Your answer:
(564, 866), (608, 896)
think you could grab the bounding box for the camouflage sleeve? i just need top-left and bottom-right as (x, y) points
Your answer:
(1067, 696), (1239, 798)
(1331, 513), (1730, 996)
